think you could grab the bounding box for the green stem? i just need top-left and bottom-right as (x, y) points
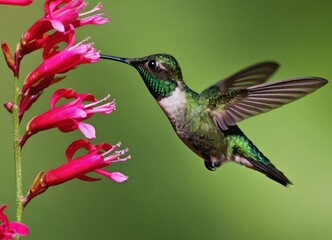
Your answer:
(12, 75), (23, 224)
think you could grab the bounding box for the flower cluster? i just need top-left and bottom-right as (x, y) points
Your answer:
(19, 0), (107, 119)
(0, 205), (29, 239)
(3, 0), (128, 199)
(1, 0), (129, 236)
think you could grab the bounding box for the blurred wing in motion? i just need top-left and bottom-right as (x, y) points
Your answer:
(207, 77), (328, 130)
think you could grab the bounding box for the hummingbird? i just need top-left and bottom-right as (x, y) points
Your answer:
(100, 53), (327, 186)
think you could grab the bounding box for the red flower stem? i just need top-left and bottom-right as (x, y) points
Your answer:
(12, 75), (24, 231)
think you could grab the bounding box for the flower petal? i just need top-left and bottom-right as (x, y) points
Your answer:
(110, 172), (128, 183)
(78, 122), (96, 139)
(0, 204), (9, 223)
(57, 118), (79, 133)
(50, 88), (76, 109)
(95, 169), (128, 183)
(77, 174), (100, 182)
(65, 139), (94, 161)
(9, 222), (30, 236)
(49, 19), (65, 32)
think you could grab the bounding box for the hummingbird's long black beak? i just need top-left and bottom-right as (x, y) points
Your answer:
(100, 54), (130, 64)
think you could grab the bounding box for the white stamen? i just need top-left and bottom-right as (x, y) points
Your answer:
(84, 94), (111, 108)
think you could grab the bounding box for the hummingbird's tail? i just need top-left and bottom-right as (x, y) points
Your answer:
(245, 156), (292, 187)
(225, 126), (292, 187)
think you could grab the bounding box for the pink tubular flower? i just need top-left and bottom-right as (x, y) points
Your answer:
(19, 31), (98, 120)
(22, 0), (108, 47)
(22, 32), (99, 95)
(20, 88), (115, 147)
(0, 205), (29, 239)
(0, 0), (32, 6)
(22, 139), (130, 206)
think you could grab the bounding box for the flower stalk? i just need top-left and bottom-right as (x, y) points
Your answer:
(12, 75), (23, 226)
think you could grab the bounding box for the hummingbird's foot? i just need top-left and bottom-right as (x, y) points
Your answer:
(204, 159), (221, 171)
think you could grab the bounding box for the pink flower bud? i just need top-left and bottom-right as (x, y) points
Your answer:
(3, 102), (14, 113)
(1, 42), (15, 73)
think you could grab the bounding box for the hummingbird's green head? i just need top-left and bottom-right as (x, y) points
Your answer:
(100, 53), (183, 100)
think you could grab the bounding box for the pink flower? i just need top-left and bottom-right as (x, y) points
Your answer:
(0, 205), (29, 239)
(22, 0), (108, 47)
(22, 32), (99, 95)
(20, 88), (115, 147)
(22, 139), (130, 206)
(0, 0), (32, 6)
(52, 139), (129, 184)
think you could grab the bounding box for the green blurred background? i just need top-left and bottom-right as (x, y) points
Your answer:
(1, 0), (332, 239)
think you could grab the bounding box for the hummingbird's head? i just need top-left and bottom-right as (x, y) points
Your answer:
(100, 53), (183, 100)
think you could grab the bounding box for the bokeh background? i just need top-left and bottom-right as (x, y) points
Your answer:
(1, 1), (331, 239)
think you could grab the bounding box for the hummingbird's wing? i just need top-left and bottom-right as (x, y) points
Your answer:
(207, 77), (327, 130)
(201, 61), (279, 95)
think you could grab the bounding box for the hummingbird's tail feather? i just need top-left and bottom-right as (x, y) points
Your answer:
(225, 126), (292, 187)
(245, 158), (292, 187)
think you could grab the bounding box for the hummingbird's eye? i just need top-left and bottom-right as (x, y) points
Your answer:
(147, 60), (157, 69)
